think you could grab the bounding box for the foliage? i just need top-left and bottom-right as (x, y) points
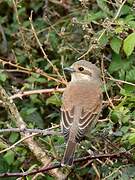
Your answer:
(0, 0), (135, 179)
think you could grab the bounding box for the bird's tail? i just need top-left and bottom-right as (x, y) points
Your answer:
(61, 140), (76, 167)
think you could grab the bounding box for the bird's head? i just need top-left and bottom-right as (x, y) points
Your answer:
(64, 60), (101, 82)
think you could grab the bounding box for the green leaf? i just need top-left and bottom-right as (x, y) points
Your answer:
(126, 67), (135, 82)
(108, 53), (122, 73)
(127, 21), (135, 28)
(123, 32), (135, 56)
(120, 5), (132, 16)
(108, 53), (134, 76)
(0, 73), (7, 82)
(26, 73), (42, 83)
(9, 132), (19, 143)
(46, 93), (61, 107)
(26, 107), (37, 115)
(110, 37), (122, 54)
(127, 0), (134, 4)
(30, 94), (42, 104)
(21, 107), (44, 128)
(84, 11), (106, 22)
(125, 14), (135, 28)
(110, 106), (130, 124)
(96, 0), (113, 16)
(49, 32), (58, 50)
(110, 110), (119, 123)
(3, 150), (15, 165)
(120, 87), (135, 96)
(98, 31), (109, 46)
(119, 69), (126, 80)
(0, 142), (7, 149)
(128, 133), (135, 145)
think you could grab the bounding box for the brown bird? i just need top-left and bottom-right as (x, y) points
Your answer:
(61, 60), (102, 166)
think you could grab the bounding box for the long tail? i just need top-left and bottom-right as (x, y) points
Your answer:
(61, 140), (76, 166)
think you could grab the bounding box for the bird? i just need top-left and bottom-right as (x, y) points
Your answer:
(60, 60), (102, 166)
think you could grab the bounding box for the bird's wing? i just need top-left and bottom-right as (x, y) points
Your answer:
(61, 101), (101, 142)
(76, 103), (101, 142)
(61, 107), (74, 141)
(61, 81), (102, 142)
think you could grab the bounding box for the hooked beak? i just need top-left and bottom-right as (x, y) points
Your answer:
(64, 67), (75, 73)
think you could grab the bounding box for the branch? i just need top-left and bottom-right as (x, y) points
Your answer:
(0, 126), (61, 154)
(74, 151), (129, 163)
(0, 126), (60, 135)
(0, 57), (64, 84)
(29, 12), (66, 84)
(101, 57), (114, 108)
(0, 85), (65, 179)
(0, 151), (130, 178)
(106, 76), (135, 87)
(0, 133), (38, 154)
(9, 88), (65, 100)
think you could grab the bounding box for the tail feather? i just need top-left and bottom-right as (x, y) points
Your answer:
(61, 141), (76, 166)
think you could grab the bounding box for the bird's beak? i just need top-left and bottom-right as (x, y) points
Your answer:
(64, 67), (75, 73)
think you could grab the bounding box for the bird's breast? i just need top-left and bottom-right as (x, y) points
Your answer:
(62, 81), (102, 111)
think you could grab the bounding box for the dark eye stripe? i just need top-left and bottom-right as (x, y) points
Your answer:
(78, 66), (92, 76)
(84, 70), (92, 76)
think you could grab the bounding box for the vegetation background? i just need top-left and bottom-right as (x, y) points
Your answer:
(0, 0), (135, 179)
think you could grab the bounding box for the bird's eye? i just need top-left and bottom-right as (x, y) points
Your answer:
(78, 67), (84, 71)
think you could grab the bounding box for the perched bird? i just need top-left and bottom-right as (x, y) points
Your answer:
(61, 60), (102, 166)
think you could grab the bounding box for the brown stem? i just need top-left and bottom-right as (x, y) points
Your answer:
(0, 151), (130, 178)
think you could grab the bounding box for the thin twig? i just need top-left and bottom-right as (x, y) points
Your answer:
(49, 0), (70, 9)
(78, 45), (95, 60)
(0, 24), (8, 55)
(0, 133), (38, 154)
(106, 76), (135, 87)
(0, 151), (130, 178)
(0, 85), (64, 179)
(0, 126), (60, 135)
(101, 57), (114, 108)
(13, 0), (28, 50)
(29, 12), (66, 84)
(113, 0), (127, 21)
(0, 129), (60, 155)
(78, 0), (127, 60)
(9, 88), (65, 99)
(0, 58), (64, 84)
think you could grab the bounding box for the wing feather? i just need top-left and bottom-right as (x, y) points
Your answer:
(61, 108), (74, 141)
(76, 103), (101, 141)
(61, 103), (101, 142)
(61, 83), (102, 143)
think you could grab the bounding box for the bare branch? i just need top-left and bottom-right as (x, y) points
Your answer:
(29, 12), (66, 84)
(106, 76), (135, 87)
(0, 57), (64, 84)
(0, 151), (130, 178)
(0, 133), (38, 154)
(0, 85), (65, 179)
(10, 88), (65, 100)
(0, 125), (60, 135)
(101, 57), (114, 108)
